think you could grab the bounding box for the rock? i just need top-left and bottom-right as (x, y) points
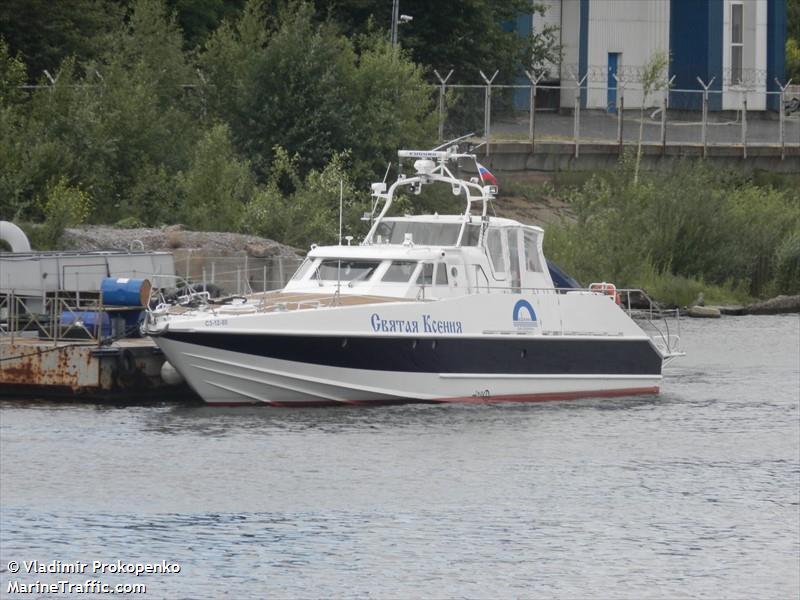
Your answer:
(687, 305), (721, 318)
(692, 292), (705, 307)
(60, 225), (302, 257)
(621, 289), (655, 310)
(245, 241), (281, 258)
(717, 305), (747, 316)
(746, 295), (800, 315)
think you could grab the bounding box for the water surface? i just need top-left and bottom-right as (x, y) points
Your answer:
(1, 315), (798, 598)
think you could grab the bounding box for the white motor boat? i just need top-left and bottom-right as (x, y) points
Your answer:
(145, 145), (683, 406)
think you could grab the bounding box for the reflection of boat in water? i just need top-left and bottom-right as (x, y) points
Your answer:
(145, 144), (683, 406)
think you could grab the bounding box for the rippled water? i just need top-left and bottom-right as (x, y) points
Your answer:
(1, 315), (798, 598)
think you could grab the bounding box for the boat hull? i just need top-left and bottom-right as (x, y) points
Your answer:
(155, 333), (662, 406)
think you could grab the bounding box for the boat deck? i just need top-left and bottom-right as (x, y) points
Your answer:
(193, 291), (414, 315)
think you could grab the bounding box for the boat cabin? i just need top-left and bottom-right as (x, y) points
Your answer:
(283, 146), (554, 300)
(283, 215), (553, 299)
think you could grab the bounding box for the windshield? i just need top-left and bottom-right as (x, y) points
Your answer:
(382, 261), (418, 283)
(374, 221), (480, 246)
(289, 258), (314, 282)
(315, 260), (380, 282)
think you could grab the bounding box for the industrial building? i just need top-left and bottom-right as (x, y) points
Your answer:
(523, 0), (787, 111)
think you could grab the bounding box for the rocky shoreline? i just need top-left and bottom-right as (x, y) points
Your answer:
(685, 295), (800, 318)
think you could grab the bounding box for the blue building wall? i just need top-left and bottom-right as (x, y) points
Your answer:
(766, 0), (787, 111)
(669, 0), (723, 111)
(579, 0), (589, 109)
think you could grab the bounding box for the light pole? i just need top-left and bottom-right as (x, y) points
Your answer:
(390, 0), (412, 47)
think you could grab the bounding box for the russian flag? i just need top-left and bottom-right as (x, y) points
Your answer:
(476, 162), (497, 186)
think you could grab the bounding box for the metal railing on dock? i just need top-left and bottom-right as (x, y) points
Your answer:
(1, 291), (144, 344)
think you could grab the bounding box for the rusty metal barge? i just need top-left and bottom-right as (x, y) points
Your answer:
(1, 247), (195, 402)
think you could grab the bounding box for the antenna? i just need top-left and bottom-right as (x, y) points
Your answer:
(338, 177), (344, 246)
(431, 132), (476, 152)
(336, 178), (343, 302)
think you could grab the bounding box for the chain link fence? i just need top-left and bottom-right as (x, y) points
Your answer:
(172, 251), (304, 296)
(432, 79), (800, 156)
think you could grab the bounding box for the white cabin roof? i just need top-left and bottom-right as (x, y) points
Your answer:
(384, 214), (544, 233)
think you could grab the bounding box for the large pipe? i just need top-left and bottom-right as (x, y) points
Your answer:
(0, 221), (32, 252)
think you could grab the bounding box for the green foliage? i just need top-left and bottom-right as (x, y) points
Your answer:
(202, 2), (435, 180)
(787, 38), (800, 82)
(0, 0), (123, 82)
(0, 0), (439, 244)
(636, 267), (750, 308)
(635, 51), (669, 185)
(242, 147), (367, 248)
(0, 38), (30, 218)
(773, 230), (800, 295)
(166, 0), (246, 49)
(314, 0), (561, 83)
(39, 177), (92, 248)
(177, 123), (255, 231)
(115, 216), (147, 229)
(544, 159), (800, 303)
(0, 38), (27, 105)
(789, 0), (800, 42)
(124, 164), (181, 226)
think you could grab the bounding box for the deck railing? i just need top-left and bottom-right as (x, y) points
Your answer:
(0, 291), (145, 344)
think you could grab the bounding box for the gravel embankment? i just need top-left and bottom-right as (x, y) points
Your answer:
(61, 225), (301, 258)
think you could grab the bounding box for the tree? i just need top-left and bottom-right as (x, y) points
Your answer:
(242, 147), (364, 247)
(177, 123), (255, 231)
(789, 0), (800, 43)
(634, 51), (669, 186)
(201, 0), (435, 182)
(787, 38), (800, 82)
(166, 0), (246, 49)
(0, 38), (31, 218)
(39, 177), (93, 248)
(2, 0), (202, 224)
(0, 0), (123, 82)
(311, 0), (560, 82)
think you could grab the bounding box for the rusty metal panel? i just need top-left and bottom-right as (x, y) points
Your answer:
(1, 341), (100, 390)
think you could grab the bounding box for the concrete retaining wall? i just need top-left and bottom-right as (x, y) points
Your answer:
(484, 141), (800, 173)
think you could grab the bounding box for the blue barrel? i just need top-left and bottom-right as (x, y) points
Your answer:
(101, 277), (152, 307)
(60, 311), (111, 336)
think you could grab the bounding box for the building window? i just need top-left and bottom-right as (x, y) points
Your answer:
(730, 3), (743, 84)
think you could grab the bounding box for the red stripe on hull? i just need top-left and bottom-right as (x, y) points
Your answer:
(203, 386), (660, 407)
(438, 386), (660, 404)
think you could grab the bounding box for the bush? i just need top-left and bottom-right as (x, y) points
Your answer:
(773, 231), (800, 296)
(242, 147), (367, 248)
(38, 177), (92, 248)
(543, 158), (800, 303)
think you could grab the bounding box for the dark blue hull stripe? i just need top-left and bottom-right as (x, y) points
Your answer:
(163, 332), (663, 376)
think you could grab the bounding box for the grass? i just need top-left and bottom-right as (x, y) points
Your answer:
(637, 269), (753, 308)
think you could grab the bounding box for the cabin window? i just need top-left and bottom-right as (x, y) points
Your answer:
(486, 229), (506, 274)
(460, 224), (482, 246)
(435, 262), (448, 285)
(289, 258), (314, 281)
(382, 261), (418, 283)
(417, 263), (434, 285)
(523, 230), (543, 272)
(375, 221), (461, 246)
(315, 260), (379, 282)
(474, 265), (489, 291)
(507, 229), (522, 290)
